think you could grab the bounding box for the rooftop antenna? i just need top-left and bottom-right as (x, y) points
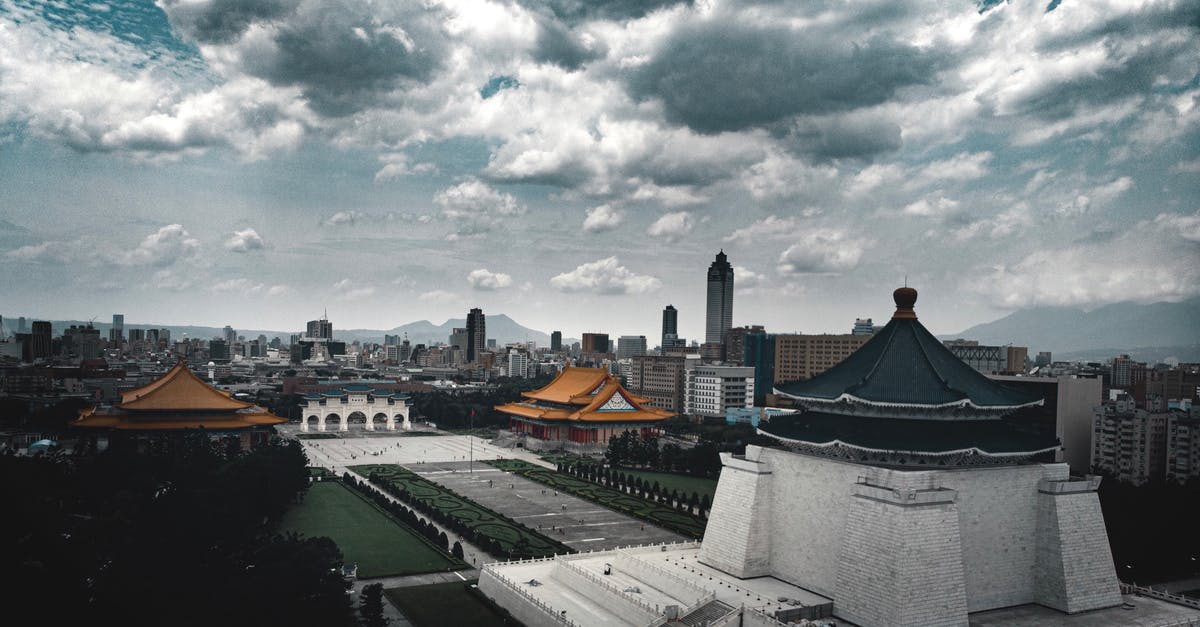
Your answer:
(904, 274), (908, 288)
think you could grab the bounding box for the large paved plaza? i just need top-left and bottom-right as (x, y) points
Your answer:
(293, 429), (552, 471)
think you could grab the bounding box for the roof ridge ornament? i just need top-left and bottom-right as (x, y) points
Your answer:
(893, 286), (918, 320)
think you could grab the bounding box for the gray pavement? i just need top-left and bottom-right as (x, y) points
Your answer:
(411, 460), (688, 551)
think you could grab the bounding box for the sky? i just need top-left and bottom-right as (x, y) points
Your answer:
(0, 0), (1197, 341)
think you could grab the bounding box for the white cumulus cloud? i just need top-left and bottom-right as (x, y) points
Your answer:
(646, 211), (695, 242)
(777, 230), (868, 275)
(467, 268), (513, 290)
(582, 205), (624, 232)
(550, 257), (661, 295)
(224, 228), (265, 252)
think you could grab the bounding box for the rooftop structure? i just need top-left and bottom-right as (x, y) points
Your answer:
(496, 366), (673, 449)
(73, 360), (285, 448)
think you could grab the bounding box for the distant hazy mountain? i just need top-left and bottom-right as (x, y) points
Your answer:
(943, 298), (1200, 362)
(340, 314), (573, 347)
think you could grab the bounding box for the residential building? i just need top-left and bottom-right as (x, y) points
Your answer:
(1092, 396), (1168, 485)
(684, 364), (754, 418)
(629, 354), (687, 413)
(581, 332), (609, 354)
(1167, 410), (1200, 483)
(467, 308), (486, 363)
(773, 333), (869, 384)
(722, 325), (763, 366)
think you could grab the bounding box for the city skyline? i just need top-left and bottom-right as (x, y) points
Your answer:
(1, 0), (1197, 340)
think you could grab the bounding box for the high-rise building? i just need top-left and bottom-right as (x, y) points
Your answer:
(851, 318), (874, 335)
(30, 320), (52, 361)
(661, 305), (678, 350)
(209, 339), (229, 362)
(110, 314), (125, 345)
(466, 308), (486, 363)
(508, 351), (529, 378)
(1092, 396), (1168, 485)
(223, 325), (237, 345)
(550, 331), (562, 352)
(581, 333), (609, 354)
(17, 316), (27, 334)
(1006, 346), (1028, 374)
(616, 335), (647, 360)
(306, 315), (333, 339)
(1036, 351), (1052, 367)
(705, 251), (734, 345)
(744, 332), (776, 406)
(450, 327), (468, 361)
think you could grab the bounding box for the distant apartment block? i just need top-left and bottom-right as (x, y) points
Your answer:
(629, 354), (687, 413)
(616, 335), (647, 360)
(773, 333), (869, 384)
(1092, 395), (1168, 485)
(684, 364), (754, 418)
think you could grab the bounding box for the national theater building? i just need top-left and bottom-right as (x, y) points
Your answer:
(496, 367), (673, 447)
(74, 360), (286, 450)
(482, 288), (1133, 627)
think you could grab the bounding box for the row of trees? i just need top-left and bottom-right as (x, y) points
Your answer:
(558, 461), (712, 517)
(408, 375), (553, 429)
(365, 471), (572, 560)
(603, 430), (723, 477)
(1, 436), (358, 627)
(340, 474), (464, 560)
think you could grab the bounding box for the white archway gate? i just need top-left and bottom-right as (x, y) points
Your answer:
(300, 385), (411, 432)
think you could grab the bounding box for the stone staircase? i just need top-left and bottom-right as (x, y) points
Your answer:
(676, 599), (736, 626)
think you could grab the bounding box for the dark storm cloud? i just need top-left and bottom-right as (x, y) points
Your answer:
(177, 0), (449, 117)
(159, 0), (299, 44)
(980, 2), (1200, 121)
(627, 22), (944, 134)
(520, 0), (691, 24)
(532, 15), (606, 70)
(783, 115), (903, 161)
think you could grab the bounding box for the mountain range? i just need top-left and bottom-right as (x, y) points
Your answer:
(945, 298), (1200, 363)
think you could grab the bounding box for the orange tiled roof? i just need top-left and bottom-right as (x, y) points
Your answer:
(74, 404), (286, 430)
(497, 373), (674, 423)
(118, 360), (253, 412)
(520, 367), (611, 405)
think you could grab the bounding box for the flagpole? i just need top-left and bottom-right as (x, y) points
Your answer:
(469, 409), (474, 474)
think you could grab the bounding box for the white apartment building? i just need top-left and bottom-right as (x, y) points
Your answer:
(685, 364), (754, 418)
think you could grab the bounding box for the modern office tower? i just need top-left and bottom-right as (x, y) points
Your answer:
(466, 307), (486, 362)
(17, 316), (27, 334)
(223, 325), (237, 345)
(1006, 346), (1028, 374)
(851, 318), (874, 335)
(684, 364), (755, 418)
(209, 339), (229, 362)
(661, 304), (679, 349)
(306, 315), (333, 339)
(616, 335), (647, 360)
(159, 328), (171, 345)
(450, 327), (468, 355)
(705, 250), (734, 345)
(550, 331), (562, 352)
(773, 333), (870, 384)
(1111, 354), (1136, 388)
(744, 331), (776, 406)
(1036, 351), (1053, 367)
(110, 314), (125, 344)
(581, 333), (610, 354)
(30, 320), (52, 361)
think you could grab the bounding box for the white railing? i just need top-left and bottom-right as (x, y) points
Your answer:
(614, 549), (714, 613)
(554, 557), (663, 624)
(1121, 583), (1200, 610)
(482, 566), (578, 626)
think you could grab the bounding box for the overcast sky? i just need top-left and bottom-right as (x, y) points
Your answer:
(1, 0), (1197, 340)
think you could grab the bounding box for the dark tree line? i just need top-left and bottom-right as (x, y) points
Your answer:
(1097, 474), (1200, 584)
(0, 437), (356, 627)
(558, 460), (712, 518)
(409, 375), (552, 430)
(603, 430), (723, 478)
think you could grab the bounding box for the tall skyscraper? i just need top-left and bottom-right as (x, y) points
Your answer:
(306, 315), (332, 339)
(581, 333), (609, 354)
(661, 305), (678, 350)
(111, 314), (125, 344)
(705, 251), (734, 345)
(466, 308), (486, 362)
(30, 320), (52, 361)
(617, 335), (647, 360)
(550, 331), (562, 352)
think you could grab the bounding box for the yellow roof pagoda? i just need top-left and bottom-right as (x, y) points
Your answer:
(496, 366), (674, 423)
(75, 360), (286, 431)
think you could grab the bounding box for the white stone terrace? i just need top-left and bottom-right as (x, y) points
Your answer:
(479, 542), (839, 627)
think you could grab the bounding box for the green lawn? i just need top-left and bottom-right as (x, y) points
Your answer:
(487, 459), (707, 538)
(352, 464), (573, 559)
(615, 468), (718, 502)
(385, 581), (519, 627)
(280, 480), (465, 577)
